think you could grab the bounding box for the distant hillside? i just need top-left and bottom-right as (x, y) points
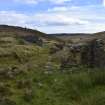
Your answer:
(49, 33), (93, 43)
(49, 31), (105, 43)
(49, 33), (92, 36)
(0, 25), (63, 44)
(93, 31), (105, 39)
(94, 31), (105, 35)
(1, 25), (105, 44)
(0, 25), (45, 36)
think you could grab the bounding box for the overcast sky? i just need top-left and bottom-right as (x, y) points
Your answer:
(0, 0), (105, 33)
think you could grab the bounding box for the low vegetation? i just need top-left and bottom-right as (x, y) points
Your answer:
(0, 25), (105, 105)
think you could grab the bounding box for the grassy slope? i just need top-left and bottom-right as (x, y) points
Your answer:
(0, 27), (105, 105)
(1, 46), (105, 105)
(0, 25), (63, 43)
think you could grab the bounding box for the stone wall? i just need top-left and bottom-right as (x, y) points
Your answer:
(81, 39), (105, 68)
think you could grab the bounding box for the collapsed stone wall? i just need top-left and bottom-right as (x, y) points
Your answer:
(60, 39), (105, 69)
(81, 39), (105, 68)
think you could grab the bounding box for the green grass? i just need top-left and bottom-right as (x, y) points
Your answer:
(0, 34), (105, 105)
(1, 66), (105, 105)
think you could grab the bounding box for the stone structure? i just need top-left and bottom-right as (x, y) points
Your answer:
(60, 39), (105, 69)
(81, 39), (105, 68)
